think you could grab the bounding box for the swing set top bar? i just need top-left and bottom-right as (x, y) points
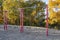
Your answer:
(18, 6), (46, 9)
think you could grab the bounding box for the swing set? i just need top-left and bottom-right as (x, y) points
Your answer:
(3, 5), (48, 36)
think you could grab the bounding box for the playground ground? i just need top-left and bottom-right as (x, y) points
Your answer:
(0, 25), (60, 40)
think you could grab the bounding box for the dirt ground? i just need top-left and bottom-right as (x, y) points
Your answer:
(0, 25), (60, 40)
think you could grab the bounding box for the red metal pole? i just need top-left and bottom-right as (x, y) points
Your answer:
(20, 8), (24, 32)
(4, 11), (8, 30)
(46, 5), (48, 36)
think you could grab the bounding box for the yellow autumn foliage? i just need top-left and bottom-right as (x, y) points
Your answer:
(3, 0), (19, 24)
(31, 10), (36, 16)
(48, 0), (60, 24)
